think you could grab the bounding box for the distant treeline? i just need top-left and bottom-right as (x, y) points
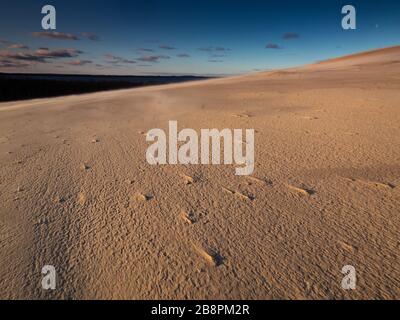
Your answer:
(0, 73), (210, 102)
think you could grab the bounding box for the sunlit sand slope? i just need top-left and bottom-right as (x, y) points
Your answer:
(1, 46), (399, 299)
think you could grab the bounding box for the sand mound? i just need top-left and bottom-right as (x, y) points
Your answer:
(312, 46), (400, 69)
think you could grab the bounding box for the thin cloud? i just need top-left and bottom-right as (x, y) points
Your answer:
(104, 54), (136, 64)
(138, 56), (158, 62)
(159, 44), (176, 50)
(283, 32), (300, 40)
(215, 47), (231, 52)
(36, 48), (83, 58)
(67, 59), (93, 66)
(0, 40), (29, 50)
(138, 48), (154, 52)
(198, 46), (231, 52)
(32, 31), (79, 40)
(7, 43), (29, 50)
(198, 47), (213, 52)
(81, 32), (99, 41)
(208, 59), (223, 63)
(0, 48), (83, 63)
(177, 54), (190, 58)
(137, 55), (170, 62)
(0, 39), (13, 45)
(0, 51), (46, 62)
(265, 43), (282, 49)
(0, 59), (31, 68)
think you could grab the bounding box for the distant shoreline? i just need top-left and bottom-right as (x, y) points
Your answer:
(0, 73), (212, 103)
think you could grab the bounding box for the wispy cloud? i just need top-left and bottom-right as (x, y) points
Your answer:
(81, 32), (100, 41)
(137, 56), (159, 62)
(198, 47), (213, 52)
(32, 31), (79, 40)
(36, 48), (83, 58)
(104, 54), (136, 64)
(138, 55), (170, 62)
(0, 51), (45, 62)
(177, 53), (190, 58)
(0, 59), (32, 68)
(208, 59), (223, 63)
(265, 43), (282, 49)
(283, 32), (300, 40)
(215, 47), (231, 52)
(138, 48), (154, 52)
(198, 46), (231, 52)
(159, 44), (176, 50)
(67, 59), (93, 66)
(7, 43), (29, 50)
(0, 48), (83, 64)
(0, 40), (29, 50)
(0, 39), (13, 45)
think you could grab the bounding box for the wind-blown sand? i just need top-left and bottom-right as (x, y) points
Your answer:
(1, 46), (399, 299)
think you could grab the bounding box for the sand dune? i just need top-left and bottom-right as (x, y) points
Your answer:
(0, 46), (399, 299)
(315, 46), (400, 67)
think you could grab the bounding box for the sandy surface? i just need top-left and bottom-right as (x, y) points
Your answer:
(0, 46), (399, 300)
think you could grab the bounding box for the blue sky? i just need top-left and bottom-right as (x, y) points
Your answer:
(0, 0), (399, 75)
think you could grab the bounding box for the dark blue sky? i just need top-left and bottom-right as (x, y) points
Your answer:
(0, 0), (399, 75)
